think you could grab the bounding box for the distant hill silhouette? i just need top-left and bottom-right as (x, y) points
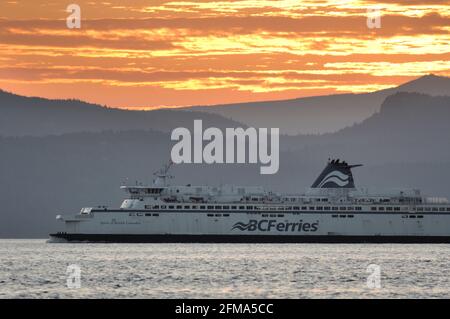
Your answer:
(1, 74), (448, 137)
(396, 74), (450, 96)
(282, 92), (450, 155)
(0, 90), (245, 137)
(184, 74), (450, 135)
(1, 92), (450, 237)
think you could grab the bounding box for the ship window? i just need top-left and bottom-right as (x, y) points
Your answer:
(184, 205), (190, 209)
(231, 206), (237, 209)
(433, 208), (439, 212)
(386, 207), (393, 211)
(270, 214), (276, 217)
(161, 205), (167, 209)
(169, 206), (174, 209)
(379, 207), (385, 211)
(145, 213), (152, 216)
(332, 207), (338, 210)
(324, 207), (330, 211)
(200, 206), (206, 209)
(301, 206), (307, 210)
(215, 206), (222, 210)
(340, 207), (347, 211)
(247, 206), (253, 210)
(417, 207), (423, 212)
(317, 206), (323, 210)
(355, 207), (362, 211)
(262, 214), (268, 217)
(332, 215), (338, 218)
(192, 205), (197, 209)
(425, 208), (431, 212)
(371, 207), (377, 211)
(347, 207), (353, 211)
(440, 208), (446, 212)
(239, 206), (245, 209)
(309, 207), (315, 210)
(409, 215), (416, 218)
(215, 214), (221, 217)
(207, 214), (214, 217)
(222, 206), (229, 209)
(394, 207), (401, 211)
(294, 206), (300, 210)
(278, 214), (284, 217)
(154, 205), (160, 209)
(224, 214), (230, 217)
(417, 215), (424, 218)
(176, 205), (182, 209)
(447, 208), (450, 211)
(152, 213), (159, 216)
(145, 205), (151, 209)
(348, 215), (354, 218)
(339, 215), (346, 218)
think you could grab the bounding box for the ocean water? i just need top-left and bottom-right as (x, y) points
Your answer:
(1, 239), (450, 298)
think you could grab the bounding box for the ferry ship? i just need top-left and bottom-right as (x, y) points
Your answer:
(49, 159), (450, 243)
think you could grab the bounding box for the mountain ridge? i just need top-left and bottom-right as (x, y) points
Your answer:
(1, 74), (449, 137)
(183, 74), (450, 135)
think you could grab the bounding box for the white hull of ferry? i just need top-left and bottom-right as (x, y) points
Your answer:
(50, 210), (450, 243)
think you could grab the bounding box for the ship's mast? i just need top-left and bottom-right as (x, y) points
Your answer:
(153, 159), (174, 186)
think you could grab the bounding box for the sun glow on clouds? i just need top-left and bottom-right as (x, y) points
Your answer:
(0, 0), (448, 108)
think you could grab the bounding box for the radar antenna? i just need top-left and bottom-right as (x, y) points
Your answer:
(153, 159), (174, 186)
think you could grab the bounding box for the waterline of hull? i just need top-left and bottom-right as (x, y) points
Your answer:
(49, 233), (450, 244)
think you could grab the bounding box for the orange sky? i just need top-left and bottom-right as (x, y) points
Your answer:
(0, 0), (449, 109)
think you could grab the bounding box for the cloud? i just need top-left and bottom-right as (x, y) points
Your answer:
(0, 0), (448, 108)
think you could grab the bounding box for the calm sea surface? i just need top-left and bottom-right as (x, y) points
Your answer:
(1, 239), (450, 298)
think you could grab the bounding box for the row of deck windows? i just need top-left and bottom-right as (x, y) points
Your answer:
(332, 215), (354, 218)
(371, 207), (401, 211)
(129, 213), (159, 217)
(129, 212), (427, 219)
(143, 204), (450, 212)
(416, 207), (449, 212)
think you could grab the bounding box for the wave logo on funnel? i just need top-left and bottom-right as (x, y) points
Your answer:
(311, 159), (361, 189)
(317, 170), (350, 188)
(231, 221), (253, 231)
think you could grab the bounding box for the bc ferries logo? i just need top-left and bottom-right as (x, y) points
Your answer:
(232, 220), (319, 232)
(317, 170), (350, 188)
(231, 222), (253, 231)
